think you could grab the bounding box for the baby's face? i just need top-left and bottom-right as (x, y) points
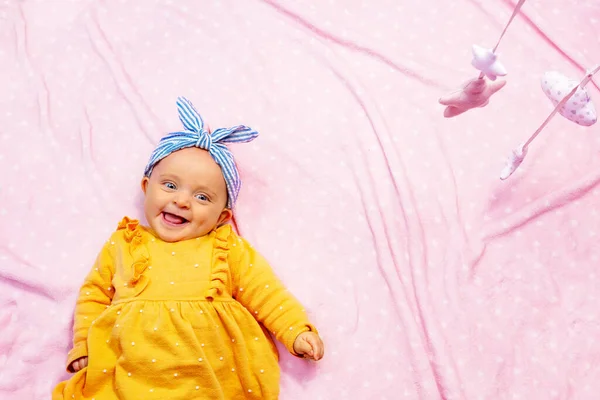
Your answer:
(141, 147), (231, 242)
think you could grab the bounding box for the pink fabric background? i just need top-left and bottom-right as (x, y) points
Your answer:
(1, 0), (600, 398)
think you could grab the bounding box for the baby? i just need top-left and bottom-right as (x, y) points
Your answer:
(53, 97), (324, 399)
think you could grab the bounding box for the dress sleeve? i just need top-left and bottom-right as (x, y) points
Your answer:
(229, 235), (317, 356)
(66, 239), (116, 371)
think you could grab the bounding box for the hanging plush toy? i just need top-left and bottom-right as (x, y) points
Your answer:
(500, 65), (599, 179)
(439, 0), (598, 180)
(542, 71), (597, 127)
(439, 0), (525, 117)
(439, 76), (506, 118)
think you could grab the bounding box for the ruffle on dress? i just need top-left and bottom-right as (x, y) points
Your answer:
(117, 217), (150, 295)
(205, 224), (232, 300)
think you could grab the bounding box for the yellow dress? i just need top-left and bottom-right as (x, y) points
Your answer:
(53, 217), (316, 400)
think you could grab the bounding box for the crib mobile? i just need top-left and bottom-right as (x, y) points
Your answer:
(438, 0), (599, 180)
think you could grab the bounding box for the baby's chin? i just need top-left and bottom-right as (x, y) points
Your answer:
(155, 228), (196, 242)
(157, 232), (186, 243)
(150, 221), (211, 242)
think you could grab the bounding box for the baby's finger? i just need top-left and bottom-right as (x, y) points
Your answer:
(296, 340), (312, 356)
(300, 343), (318, 360)
(72, 357), (88, 371)
(317, 342), (325, 360)
(311, 345), (322, 361)
(308, 336), (322, 353)
(307, 336), (324, 360)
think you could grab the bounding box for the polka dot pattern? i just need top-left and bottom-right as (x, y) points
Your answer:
(0, 1), (599, 399)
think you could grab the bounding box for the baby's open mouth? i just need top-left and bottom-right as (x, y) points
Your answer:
(162, 212), (189, 225)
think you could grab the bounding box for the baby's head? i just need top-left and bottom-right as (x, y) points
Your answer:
(141, 97), (258, 242)
(142, 147), (231, 242)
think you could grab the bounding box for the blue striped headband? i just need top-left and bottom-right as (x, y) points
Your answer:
(143, 97), (258, 209)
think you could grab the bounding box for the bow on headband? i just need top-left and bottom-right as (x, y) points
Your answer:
(143, 97), (259, 208)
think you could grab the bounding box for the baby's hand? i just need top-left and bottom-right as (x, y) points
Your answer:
(293, 332), (324, 361)
(70, 357), (88, 372)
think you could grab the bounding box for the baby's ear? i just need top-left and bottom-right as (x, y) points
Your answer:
(218, 209), (233, 225)
(141, 176), (150, 194)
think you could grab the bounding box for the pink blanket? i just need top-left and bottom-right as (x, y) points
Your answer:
(2, 0), (600, 398)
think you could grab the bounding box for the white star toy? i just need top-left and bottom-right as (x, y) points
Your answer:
(471, 45), (507, 81)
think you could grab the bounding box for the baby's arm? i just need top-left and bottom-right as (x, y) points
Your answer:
(230, 237), (324, 360)
(67, 240), (115, 372)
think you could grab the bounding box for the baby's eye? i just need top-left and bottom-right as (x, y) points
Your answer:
(163, 182), (176, 190)
(195, 194), (209, 202)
